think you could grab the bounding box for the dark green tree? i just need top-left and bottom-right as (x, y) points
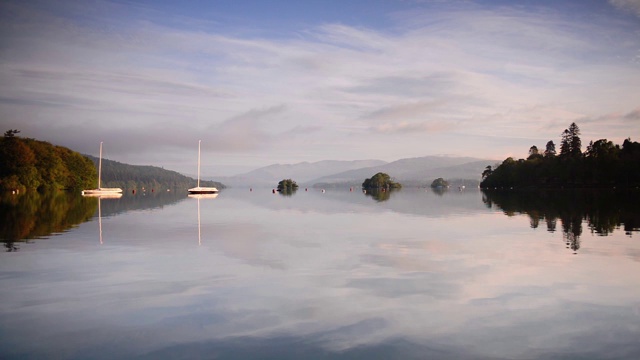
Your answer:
(277, 179), (299, 194)
(544, 140), (556, 158)
(362, 172), (401, 189)
(430, 178), (449, 188)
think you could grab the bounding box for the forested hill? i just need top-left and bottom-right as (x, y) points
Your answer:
(0, 131), (96, 191)
(85, 155), (225, 191)
(480, 123), (640, 189)
(0, 130), (224, 192)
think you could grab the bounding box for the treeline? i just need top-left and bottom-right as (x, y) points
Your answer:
(88, 156), (225, 191)
(0, 130), (96, 191)
(0, 130), (225, 192)
(481, 123), (640, 189)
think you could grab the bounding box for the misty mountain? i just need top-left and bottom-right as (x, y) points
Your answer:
(310, 156), (490, 186)
(214, 160), (387, 187)
(215, 156), (497, 188)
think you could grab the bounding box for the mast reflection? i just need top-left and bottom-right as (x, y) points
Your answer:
(188, 193), (218, 245)
(83, 193), (122, 244)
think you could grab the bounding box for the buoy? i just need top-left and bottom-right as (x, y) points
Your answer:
(250, 188), (252, 192)
(305, 188), (308, 191)
(322, 189), (325, 193)
(350, 187), (353, 192)
(272, 189), (276, 193)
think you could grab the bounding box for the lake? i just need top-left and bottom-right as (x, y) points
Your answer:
(1, 188), (639, 359)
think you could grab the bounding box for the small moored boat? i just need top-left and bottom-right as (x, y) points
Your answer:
(188, 140), (218, 195)
(82, 142), (123, 196)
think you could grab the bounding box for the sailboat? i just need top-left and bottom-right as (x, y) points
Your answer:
(188, 140), (218, 194)
(82, 142), (123, 196)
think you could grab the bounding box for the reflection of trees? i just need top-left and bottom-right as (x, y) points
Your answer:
(0, 191), (97, 251)
(278, 188), (297, 196)
(363, 188), (394, 202)
(482, 189), (640, 254)
(430, 187), (448, 196)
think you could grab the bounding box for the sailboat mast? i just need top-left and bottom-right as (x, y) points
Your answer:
(98, 141), (103, 189)
(197, 140), (201, 188)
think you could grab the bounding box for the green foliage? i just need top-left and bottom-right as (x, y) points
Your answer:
(0, 131), (226, 192)
(0, 190), (97, 249)
(362, 172), (402, 189)
(0, 133), (97, 191)
(277, 179), (299, 194)
(430, 178), (449, 188)
(481, 123), (640, 189)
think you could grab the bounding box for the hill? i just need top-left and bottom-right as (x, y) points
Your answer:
(0, 131), (95, 191)
(216, 159), (387, 187)
(310, 156), (497, 188)
(86, 155), (225, 191)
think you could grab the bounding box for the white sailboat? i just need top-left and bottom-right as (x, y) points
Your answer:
(82, 142), (123, 196)
(188, 140), (218, 194)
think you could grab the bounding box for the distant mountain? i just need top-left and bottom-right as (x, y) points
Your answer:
(217, 160), (387, 187)
(310, 156), (498, 188)
(216, 156), (497, 188)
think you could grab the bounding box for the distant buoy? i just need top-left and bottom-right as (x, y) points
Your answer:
(305, 188), (308, 191)
(350, 187), (353, 192)
(250, 188), (253, 192)
(322, 189), (325, 193)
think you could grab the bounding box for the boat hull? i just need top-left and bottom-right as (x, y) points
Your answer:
(82, 188), (123, 195)
(188, 187), (218, 194)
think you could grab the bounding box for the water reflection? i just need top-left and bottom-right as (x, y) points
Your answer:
(188, 193), (218, 245)
(363, 188), (395, 202)
(482, 189), (640, 254)
(83, 193), (122, 244)
(0, 191), (97, 251)
(0, 190), (189, 249)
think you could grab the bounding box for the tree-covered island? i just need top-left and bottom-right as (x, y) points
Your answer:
(362, 172), (402, 190)
(277, 179), (299, 194)
(430, 178), (449, 188)
(481, 123), (640, 189)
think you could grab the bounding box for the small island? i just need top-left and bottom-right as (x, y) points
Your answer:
(277, 179), (299, 194)
(430, 178), (449, 189)
(362, 172), (402, 190)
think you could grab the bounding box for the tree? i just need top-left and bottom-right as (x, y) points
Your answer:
(527, 145), (543, 160)
(482, 165), (493, 179)
(544, 141), (556, 158)
(362, 172), (401, 189)
(430, 178), (449, 188)
(560, 122), (581, 158)
(4, 129), (20, 138)
(277, 179), (298, 193)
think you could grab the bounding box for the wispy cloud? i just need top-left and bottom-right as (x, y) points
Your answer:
(609, 0), (640, 18)
(1, 0), (639, 173)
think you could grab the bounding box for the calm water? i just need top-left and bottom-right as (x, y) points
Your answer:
(1, 188), (639, 359)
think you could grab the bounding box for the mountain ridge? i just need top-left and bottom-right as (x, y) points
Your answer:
(215, 156), (497, 188)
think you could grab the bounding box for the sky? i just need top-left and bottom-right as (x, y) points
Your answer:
(1, 0), (639, 176)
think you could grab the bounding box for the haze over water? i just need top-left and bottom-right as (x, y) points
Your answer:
(1, 188), (639, 359)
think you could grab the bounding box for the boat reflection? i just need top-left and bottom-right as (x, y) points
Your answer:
(188, 193), (218, 245)
(83, 193), (122, 244)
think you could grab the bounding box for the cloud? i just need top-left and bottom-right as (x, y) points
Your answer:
(609, 0), (640, 18)
(205, 105), (287, 152)
(369, 121), (453, 134)
(1, 0), (639, 173)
